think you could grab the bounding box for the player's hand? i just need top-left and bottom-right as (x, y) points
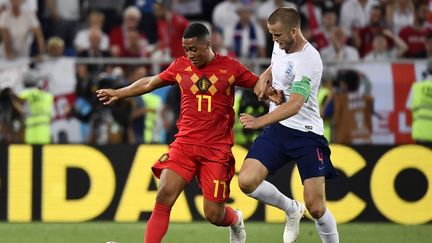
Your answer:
(240, 113), (263, 129)
(96, 89), (119, 105)
(266, 86), (284, 105)
(255, 69), (272, 101)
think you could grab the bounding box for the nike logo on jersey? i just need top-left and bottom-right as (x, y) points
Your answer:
(219, 69), (227, 73)
(184, 66), (192, 71)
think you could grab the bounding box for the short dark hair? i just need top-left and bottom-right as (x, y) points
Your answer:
(338, 70), (360, 92)
(268, 7), (300, 29)
(182, 23), (210, 41)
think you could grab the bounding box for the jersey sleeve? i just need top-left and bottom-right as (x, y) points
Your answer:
(233, 60), (258, 88)
(159, 58), (183, 84)
(292, 54), (321, 100)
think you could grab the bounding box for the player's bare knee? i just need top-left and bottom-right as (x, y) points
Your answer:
(238, 173), (257, 194)
(306, 202), (326, 219)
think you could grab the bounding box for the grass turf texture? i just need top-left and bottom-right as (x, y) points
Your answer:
(0, 222), (431, 243)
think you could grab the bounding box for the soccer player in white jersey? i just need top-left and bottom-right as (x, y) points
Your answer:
(238, 7), (340, 243)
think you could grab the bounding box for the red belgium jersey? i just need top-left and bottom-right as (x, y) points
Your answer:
(159, 54), (258, 149)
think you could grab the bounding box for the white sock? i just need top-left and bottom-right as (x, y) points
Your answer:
(247, 180), (298, 214)
(314, 208), (339, 243)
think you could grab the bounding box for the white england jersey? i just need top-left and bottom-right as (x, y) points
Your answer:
(270, 42), (324, 135)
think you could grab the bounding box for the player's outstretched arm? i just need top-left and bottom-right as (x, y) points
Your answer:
(240, 93), (304, 129)
(96, 75), (168, 105)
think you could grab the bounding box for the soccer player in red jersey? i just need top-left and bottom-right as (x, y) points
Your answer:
(96, 23), (281, 243)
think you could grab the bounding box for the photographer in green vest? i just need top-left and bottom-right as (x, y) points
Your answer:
(19, 70), (53, 144)
(409, 59), (432, 145)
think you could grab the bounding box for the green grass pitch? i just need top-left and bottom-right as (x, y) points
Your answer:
(0, 221), (431, 243)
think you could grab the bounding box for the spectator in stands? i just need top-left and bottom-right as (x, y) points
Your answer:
(256, 0), (296, 56)
(300, 0), (322, 34)
(363, 30), (408, 61)
(320, 27), (360, 63)
(173, 0), (204, 20)
(0, 0), (37, 14)
(353, 4), (387, 58)
(0, 0), (45, 60)
(212, 0), (241, 35)
(74, 11), (109, 53)
(38, 37), (77, 114)
(224, 3), (266, 59)
(77, 27), (112, 77)
(339, 0), (380, 38)
(84, 0), (125, 34)
(125, 0), (158, 43)
(44, 0), (81, 53)
(257, 0), (296, 25)
(386, 0), (414, 35)
(153, 0), (189, 58)
(211, 28), (236, 57)
(109, 6), (150, 58)
(399, 2), (432, 58)
(309, 6), (338, 51)
(414, 33), (432, 58)
(46, 36), (64, 57)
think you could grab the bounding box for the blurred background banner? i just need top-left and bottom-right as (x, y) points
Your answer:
(0, 58), (429, 145)
(0, 143), (430, 224)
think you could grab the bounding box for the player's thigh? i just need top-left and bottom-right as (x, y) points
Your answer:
(243, 125), (288, 179)
(157, 168), (187, 207)
(197, 150), (235, 203)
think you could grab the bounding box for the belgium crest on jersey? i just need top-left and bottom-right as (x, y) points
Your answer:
(197, 76), (211, 93)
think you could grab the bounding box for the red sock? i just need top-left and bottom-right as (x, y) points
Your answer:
(221, 206), (239, 226)
(144, 202), (172, 243)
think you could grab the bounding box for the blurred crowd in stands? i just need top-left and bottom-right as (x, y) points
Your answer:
(0, 0), (431, 146)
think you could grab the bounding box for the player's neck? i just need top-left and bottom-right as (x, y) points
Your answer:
(287, 37), (307, 54)
(204, 50), (216, 66)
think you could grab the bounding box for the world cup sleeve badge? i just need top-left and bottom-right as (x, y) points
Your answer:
(159, 153), (169, 163)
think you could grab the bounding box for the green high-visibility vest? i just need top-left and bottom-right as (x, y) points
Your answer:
(233, 93), (247, 145)
(142, 93), (162, 143)
(233, 91), (264, 147)
(19, 88), (53, 144)
(411, 80), (432, 141)
(318, 87), (331, 142)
